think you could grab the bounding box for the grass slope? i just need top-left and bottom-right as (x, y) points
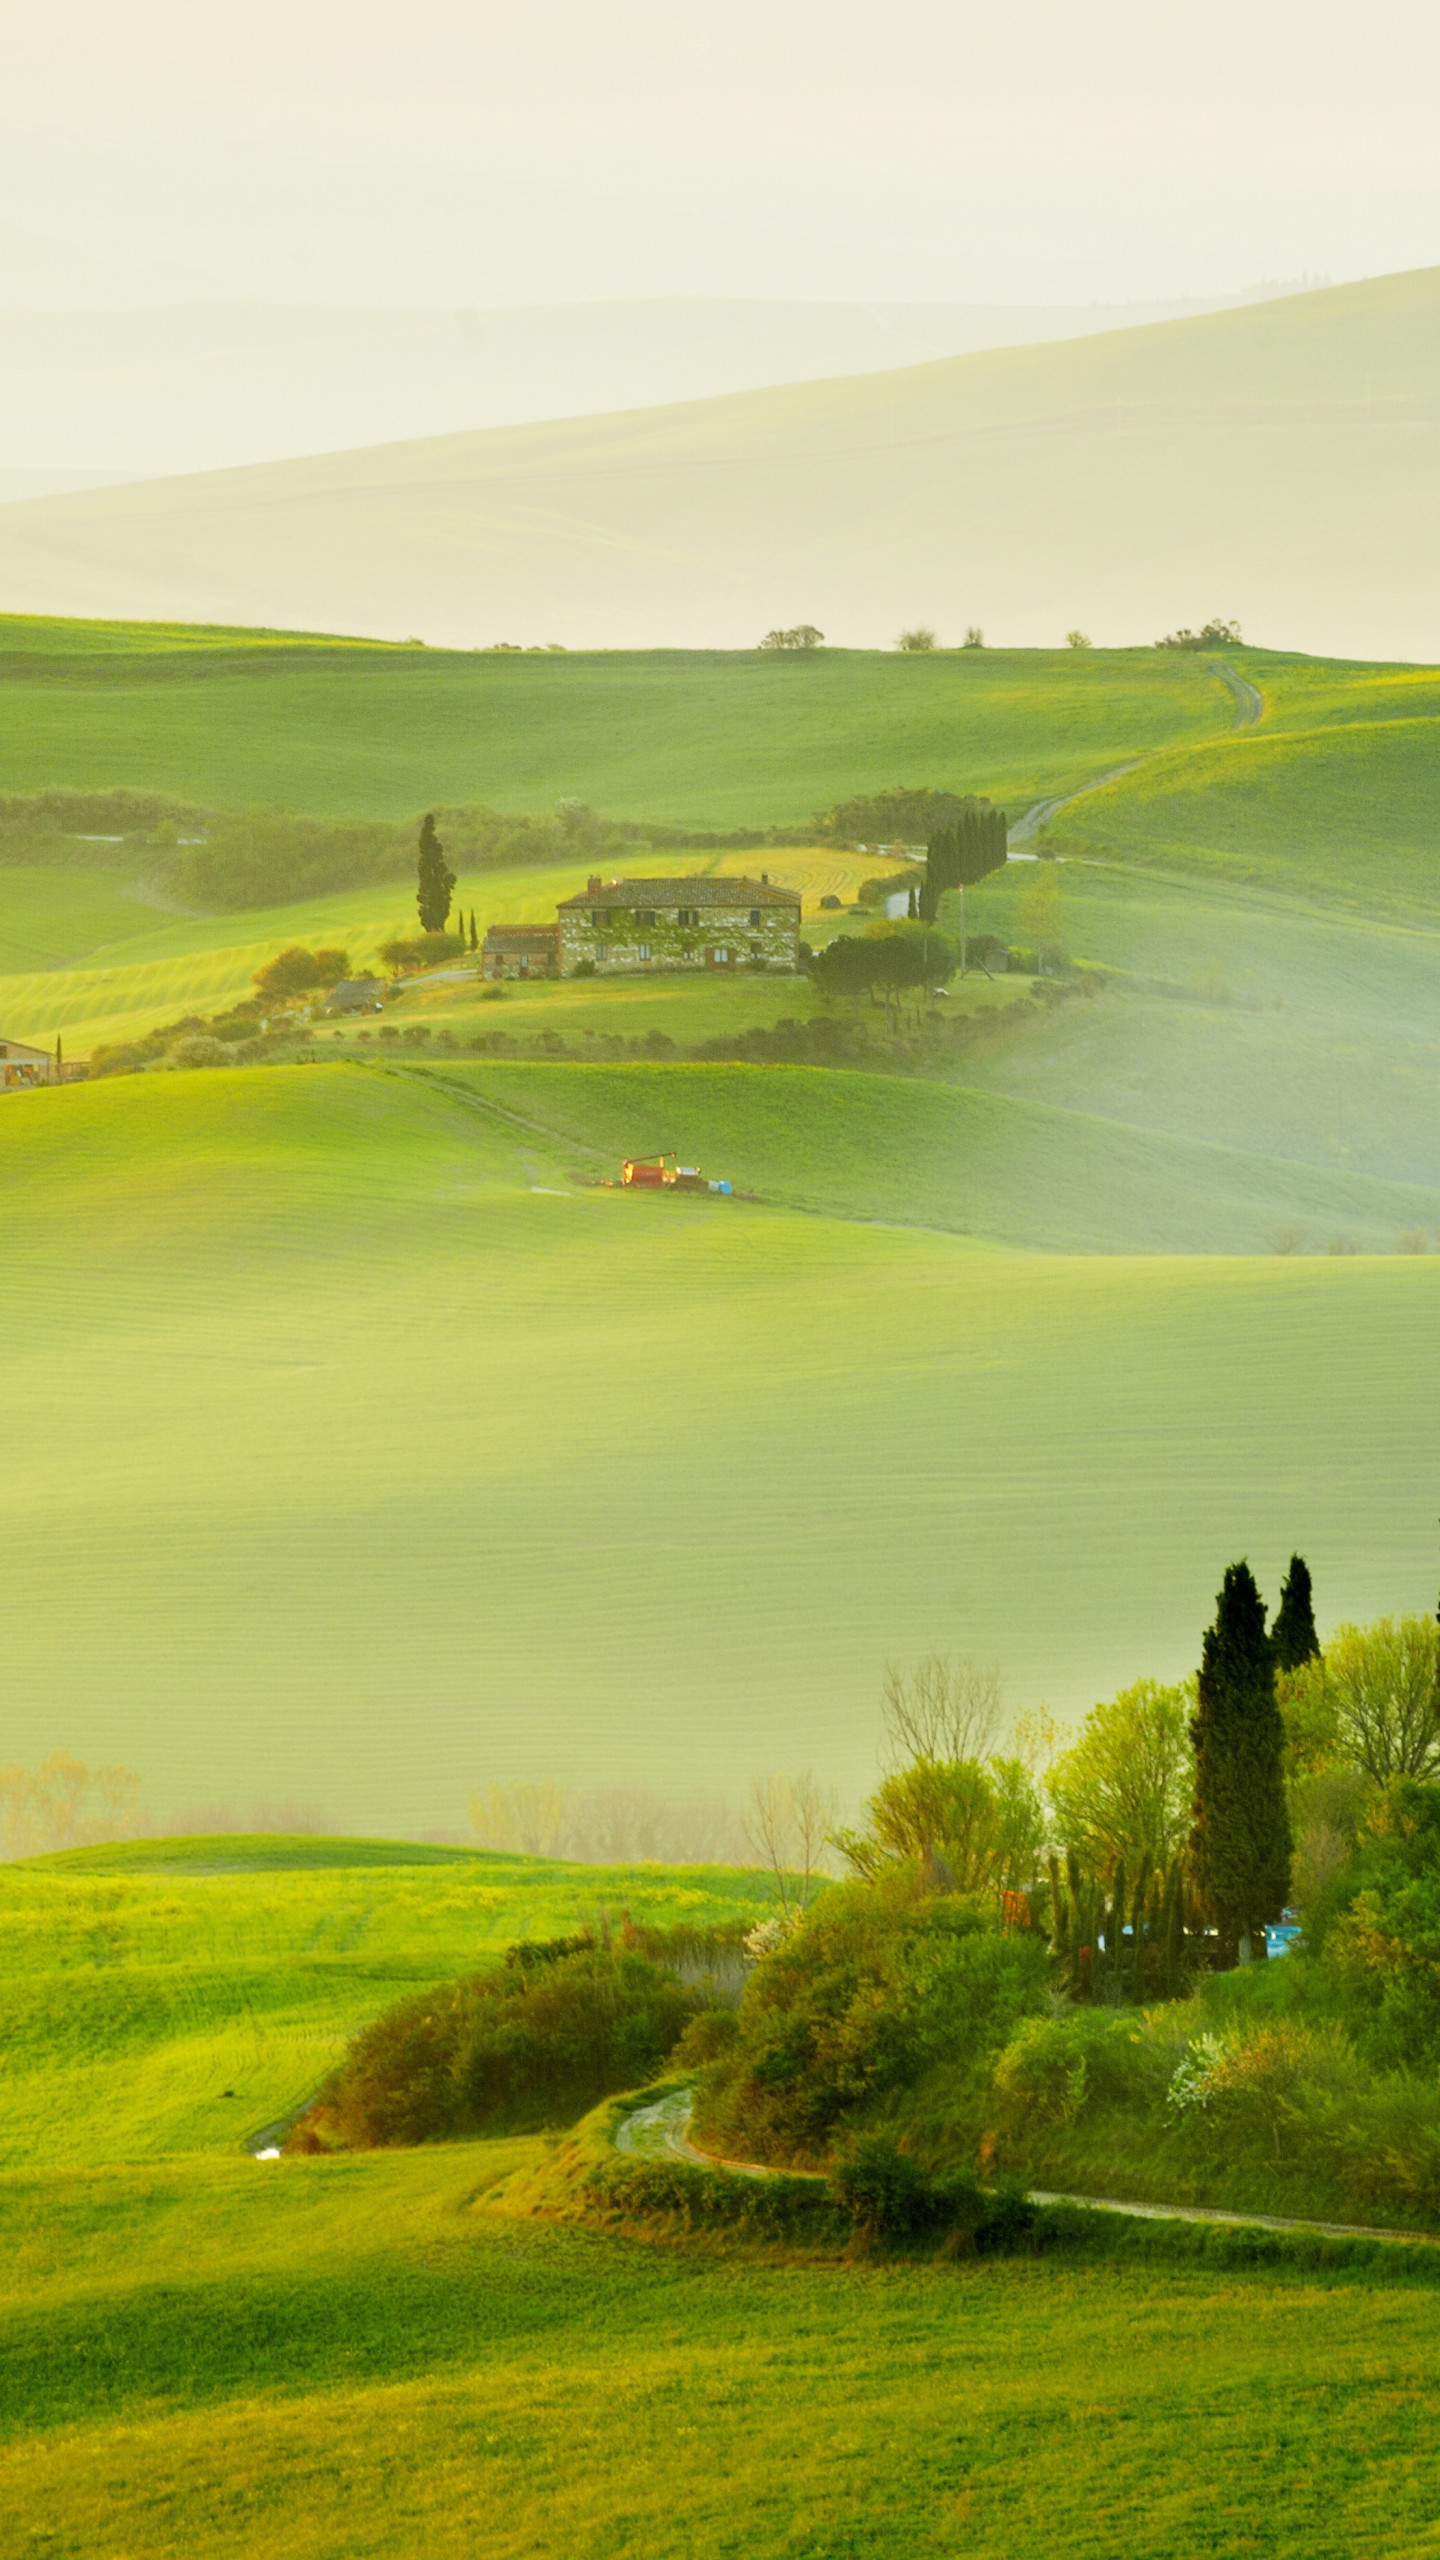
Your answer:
(0, 619), (1231, 818)
(0, 1836), (768, 2172)
(2, 2140), (1439, 2556)
(3, 1065), (1438, 1833)
(0, 268), (1435, 653)
(1050, 701), (1440, 914)
(442, 1058), (1440, 1250)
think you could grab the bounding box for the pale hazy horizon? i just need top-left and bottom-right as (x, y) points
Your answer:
(5, 1), (1438, 311)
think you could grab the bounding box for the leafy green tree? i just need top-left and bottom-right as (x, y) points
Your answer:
(254, 945), (350, 999)
(896, 627), (937, 652)
(1047, 1679), (1195, 1877)
(416, 812), (455, 933)
(818, 785), (966, 847)
(836, 1755), (1044, 1897)
(1190, 1563), (1292, 1961)
(1316, 1617), (1440, 1782)
(1272, 1554), (1320, 1670)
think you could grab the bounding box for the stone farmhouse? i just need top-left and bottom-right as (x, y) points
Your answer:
(480, 875), (802, 982)
(555, 874), (800, 976)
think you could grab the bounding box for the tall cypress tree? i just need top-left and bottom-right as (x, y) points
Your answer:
(1271, 1554), (1320, 1670)
(1191, 1562), (1292, 1961)
(416, 813), (456, 934)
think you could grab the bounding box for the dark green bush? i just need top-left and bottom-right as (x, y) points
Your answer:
(829, 2133), (937, 2236)
(673, 2008), (741, 2068)
(292, 1941), (705, 2149)
(696, 1873), (1048, 2164)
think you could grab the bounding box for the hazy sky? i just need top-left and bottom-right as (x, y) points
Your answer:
(5, 0), (1439, 303)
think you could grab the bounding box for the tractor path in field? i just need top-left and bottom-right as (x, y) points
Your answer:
(615, 2087), (1439, 2247)
(1009, 658), (1263, 846)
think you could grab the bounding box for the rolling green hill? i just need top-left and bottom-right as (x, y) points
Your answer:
(0, 269), (1435, 654)
(0, 617), (1231, 818)
(7, 2134), (1435, 2560)
(3, 1064), (1438, 1838)
(0, 1834), (768, 2172)
(2, 1833), (1438, 2557)
(1047, 707), (1440, 914)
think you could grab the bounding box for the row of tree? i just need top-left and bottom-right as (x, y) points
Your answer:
(811, 1555), (1440, 1986)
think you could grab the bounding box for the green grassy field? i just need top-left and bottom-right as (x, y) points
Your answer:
(2, 1834), (1439, 2558)
(7, 2139), (1440, 2558)
(1049, 702), (1440, 914)
(0, 1836), (769, 2172)
(0, 617), (1234, 818)
(4, 1063), (1439, 1837)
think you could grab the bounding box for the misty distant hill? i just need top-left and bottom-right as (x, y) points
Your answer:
(0, 268), (1434, 658)
(0, 289), (1307, 480)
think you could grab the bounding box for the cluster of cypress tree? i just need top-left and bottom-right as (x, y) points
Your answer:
(1190, 1556), (1318, 1963)
(919, 800), (1008, 922)
(416, 812), (457, 934)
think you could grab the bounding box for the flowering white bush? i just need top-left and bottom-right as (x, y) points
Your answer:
(1166, 2033), (1229, 2115)
(743, 1914), (803, 1963)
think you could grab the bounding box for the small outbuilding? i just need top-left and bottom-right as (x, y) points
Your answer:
(0, 1036), (56, 1091)
(323, 978), (386, 1014)
(482, 923), (561, 982)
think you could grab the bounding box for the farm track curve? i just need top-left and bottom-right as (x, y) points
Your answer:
(615, 2087), (1440, 2248)
(1010, 656), (1263, 846)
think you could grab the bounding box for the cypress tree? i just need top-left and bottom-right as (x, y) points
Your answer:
(1271, 1553), (1319, 1669)
(416, 813), (456, 934)
(469, 910), (478, 952)
(1190, 1563), (1292, 1962)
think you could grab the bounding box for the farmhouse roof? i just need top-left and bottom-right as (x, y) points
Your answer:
(323, 978), (384, 1010)
(557, 875), (800, 912)
(0, 1037), (52, 1062)
(482, 922), (561, 948)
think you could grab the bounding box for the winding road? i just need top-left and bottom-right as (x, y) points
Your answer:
(1008, 658), (1262, 849)
(613, 2087), (1438, 2248)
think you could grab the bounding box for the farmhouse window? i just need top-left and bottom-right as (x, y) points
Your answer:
(589, 909), (602, 927)
(637, 909), (657, 926)
(748, 908), (761, 926)
(639, 942), (652, 961)
(749, 941), (762, 958)
(677, 906), (700, 927)
(597, 944), (609, 962)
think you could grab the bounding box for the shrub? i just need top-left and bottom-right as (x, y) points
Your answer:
(697, 1872), (1048, 2163)
(254, 945), (350, 999)
(167, 1034), (232, 1069)
(378, 932), (468, 974)
(290, 1940), (705, 2149)
(829, 2132), (936, 2235)
(673, 2009), (741, 2068)
(991, 2010), (1158, 2136)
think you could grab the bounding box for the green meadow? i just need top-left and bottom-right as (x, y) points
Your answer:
(0, 1837), (1436, 2559)
(0, 1836), (768, 2171)
(0, 623), (1230, 820)
(6, 610), (1440, 2553)
(4, 1062), (1439, 1836)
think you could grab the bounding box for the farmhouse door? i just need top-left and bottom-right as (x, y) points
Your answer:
(707, 945), (734, 970)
